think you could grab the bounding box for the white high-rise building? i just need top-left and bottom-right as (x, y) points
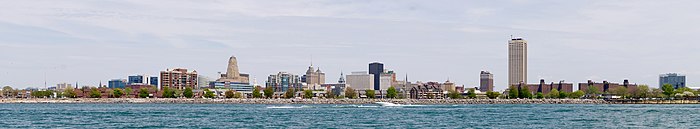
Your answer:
(346, 71), (374, 91)
(508, 37), (527, 86)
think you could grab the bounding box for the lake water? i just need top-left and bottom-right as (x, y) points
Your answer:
(0, 103), (699, 128)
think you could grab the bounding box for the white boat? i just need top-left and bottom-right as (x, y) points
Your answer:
(375, 102), (403, 107)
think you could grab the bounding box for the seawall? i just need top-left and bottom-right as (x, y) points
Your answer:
(0, 98), (611, 104)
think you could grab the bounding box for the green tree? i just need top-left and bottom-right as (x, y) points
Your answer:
(3, 86), (14, 98)
(225, 90), (235, 98)
(252, 87), (262, 98)
(547, 89), (560, 99)
(611, 86), (628, 98)
(31, 90), (53, 98)
(203, 89), (215, 98)
(559, 92), (569, 99)
(162, 87), (175, 98)
(124, 87), (133, 98)
(263, 87), (274, 99)
(535, 92), (544, 99)
(570, 90), (585, 99)
(90, 88), (102, 98)
(233, 92), (243, 98)
(183, 87), (194, 98)
(632, 85), (649, 98)
(662, 84), (675, 98)
(173, 89), (182, 98)
(139, 88), (149, 98)
(345, 87), (357, 99)
(467, 88), (477, 99)
(486, 91), (501, 99)
(365, 90), (375, 99)
(325, 90), (335, 99)
(112, 88), (123, 98)
(585, 86), (600, 98)
(676, 87), (694, 94)
(508, 86), (519, 99)
(284, 89), (296, 99)
(303, 90), (313, 99)
(519, 86), (532, 99)
(63, 87), (77, 98)
(386, 86), (398, 99)
(448, 90), (463, 99)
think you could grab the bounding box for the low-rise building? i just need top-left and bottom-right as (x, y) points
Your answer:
(578, 79), (638, 94)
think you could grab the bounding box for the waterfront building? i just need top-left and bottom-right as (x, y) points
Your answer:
(379, 74), (393, 90)
(266, 72), (302, 92)
(659, 73), (686, 89)
(369, 62), (384, 90)
(578, 80), (638, 94)
(149, 77), (158, 87)
(409, 81), (445, 99)
(508, 37), (527, 85)
(518, 79), (574, 95)
(160, 68), (198, 90)
(480, 71), (494, 92)
(346, 71), (374, 91)
(321, 72), (348, 97)
(108, 79), (127, 89)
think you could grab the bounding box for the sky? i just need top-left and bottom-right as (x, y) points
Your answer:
(1, 0), (700, 91)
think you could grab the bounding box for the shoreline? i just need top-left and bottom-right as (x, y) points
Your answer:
(1, 98), (697, 104)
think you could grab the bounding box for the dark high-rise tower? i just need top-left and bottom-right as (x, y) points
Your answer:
(369, 62), (384, 90)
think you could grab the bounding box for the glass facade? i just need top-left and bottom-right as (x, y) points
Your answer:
(128, 75), (144, 85)
(109, 79), (127, 89)
(150, 77), (158, 86)
(659, 73), (686, 89)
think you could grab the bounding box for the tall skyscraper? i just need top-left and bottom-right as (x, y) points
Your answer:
(659, 73), (686, 89)
(369, 62), (384, 90)
(480, 71), (494, 92)
(508, 37), (527, 85)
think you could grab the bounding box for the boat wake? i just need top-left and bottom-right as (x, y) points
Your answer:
(375, 102), (426, 107)
(266, 105), (312, 109)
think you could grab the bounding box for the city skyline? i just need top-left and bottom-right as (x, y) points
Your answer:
(2, 1), (700, 91)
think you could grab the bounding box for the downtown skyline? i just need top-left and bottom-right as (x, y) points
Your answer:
(2, 1), (700, 91)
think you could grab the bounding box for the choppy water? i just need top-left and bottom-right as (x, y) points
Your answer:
(0, 103), (699, 128)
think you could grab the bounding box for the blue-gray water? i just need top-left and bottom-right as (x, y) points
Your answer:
(0, 104), (699, 128)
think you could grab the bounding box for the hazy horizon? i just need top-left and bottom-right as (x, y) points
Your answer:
(2, 0), (700, 91)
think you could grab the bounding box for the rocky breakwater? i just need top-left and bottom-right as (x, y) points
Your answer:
(0, 98), (609, 104)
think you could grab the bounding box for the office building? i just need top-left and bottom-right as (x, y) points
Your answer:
(266, 72), (302, 92)
(369, 62), (384, 90)
(508, 37), (527, 85)
(480, 71), (494, 92)
(108, 79), (127, 89)
(659, 73), (686, 89)
(346, 71), (374, 91)
(127, 75), (157, 86)
(160, 68), (198, 90)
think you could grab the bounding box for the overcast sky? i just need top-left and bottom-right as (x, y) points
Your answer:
(1, 0), (699, 91)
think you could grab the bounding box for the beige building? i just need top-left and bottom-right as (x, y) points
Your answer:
(216, 56), (250, 84)
(508, 37), (527, 85)
(346, 71), (374, 91)
(304, 65), (325, 90)
(160, 68), (198, 90)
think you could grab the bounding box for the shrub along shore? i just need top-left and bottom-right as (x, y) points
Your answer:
(0, 98), (665, 104)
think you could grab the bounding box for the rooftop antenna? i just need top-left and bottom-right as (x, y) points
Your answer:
(510, 35), (513, 39)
